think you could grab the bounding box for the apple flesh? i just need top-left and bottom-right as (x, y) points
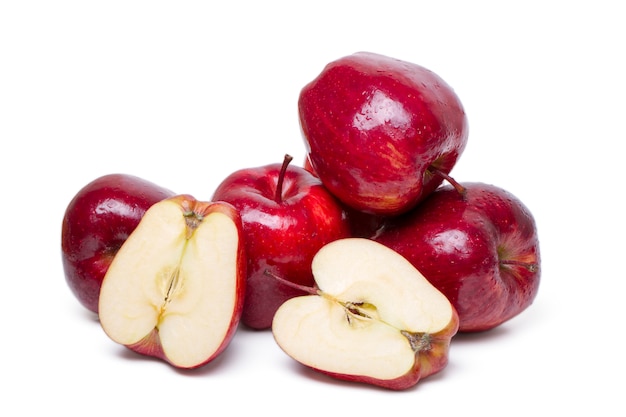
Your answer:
(212, 154), (351, 329)
(373, 182), (541, 332)
(61, 173), (175, 313)
(98, 195), (246, 369)
(272, 238), (459, 390)
(299, 51), (469, 216)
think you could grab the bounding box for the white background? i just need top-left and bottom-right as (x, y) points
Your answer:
(2, 1), (623, 415)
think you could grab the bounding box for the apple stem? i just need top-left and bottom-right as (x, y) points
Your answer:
(500, 259), (539, 273)
(429, 167), (466, 196)
(274, 154), (294, 203)
(264, 269), (318, 295)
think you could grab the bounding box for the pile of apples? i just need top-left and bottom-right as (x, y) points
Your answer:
(61, 52), (541, 390)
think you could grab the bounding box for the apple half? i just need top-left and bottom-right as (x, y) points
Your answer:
(98, 195), (246, 369)
(271, 238), (459, 390)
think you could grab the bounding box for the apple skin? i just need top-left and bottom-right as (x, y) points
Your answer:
(61, 174), (175, 313)
(372, 182), (541, 332)
(299, 51), (469, 216)
(212, 156), (352, 329)
(304, 155), (385, 238)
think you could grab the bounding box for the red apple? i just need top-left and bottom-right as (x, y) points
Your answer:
(304, 154), (385, 238)
(271, 238), (459, 390)
(372, 182), (541, 332)
(299, 51), (469, 216)
(61, 174), (175, 313)
(212, 154), (352, 329)
(98, 195), (246, 368)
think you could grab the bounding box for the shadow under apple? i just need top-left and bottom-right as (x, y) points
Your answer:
(284, 349), (454, 393)
(110, 327), (246, 377)
(450, 323), (512, 346)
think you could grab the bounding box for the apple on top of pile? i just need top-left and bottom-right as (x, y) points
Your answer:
(61, 52), (540, 391)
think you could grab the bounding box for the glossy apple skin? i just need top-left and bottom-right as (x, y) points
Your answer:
(123, 196), (247, 368)
(303, 155), (385, 238)
(61, 174), (174, 313)
(373, 182), (541, 332)
(299, 51), (469, 216)
(212, 161), (352, 329)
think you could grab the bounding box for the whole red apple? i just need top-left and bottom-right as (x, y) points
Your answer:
(212, 154), (352, 329)
(61, 173), (174, 313)
(372, 182), (540, 332)
(299, 51), (469, 216)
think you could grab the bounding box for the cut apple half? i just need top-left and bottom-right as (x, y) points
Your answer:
(271, 238), (459, 390)
(98, 195), (246, 369)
